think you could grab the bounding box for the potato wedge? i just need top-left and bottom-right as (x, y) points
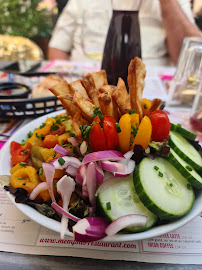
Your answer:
(49, 81), (79, 117)
(149, 98), (162, 112)
(127, 57), (146, 121)
(113, 78), (131, 115)
(69, 80), (89, 100)
(73, 91), (95, 121)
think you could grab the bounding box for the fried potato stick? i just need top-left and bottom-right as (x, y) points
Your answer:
(49, 81), (79, 117)
(127, 57), (146, 121)
(81, 74), (100, 107)
(69, 80), (89, 100)
(91, 70), (108, 90)
(72, 111), (89, 138)
(73, 91), (95, 121)
(98, 91), (119, 121)
(149, 98), (162, 112)
(112, 78), (131, 115)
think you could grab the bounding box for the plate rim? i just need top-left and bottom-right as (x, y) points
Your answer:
(1, 110), (202, 242)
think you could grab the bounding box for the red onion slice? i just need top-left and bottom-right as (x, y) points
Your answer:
(114, 160), (135, 177)
(82, 150), (125, 164)
(73, 217), (109, 242)
(42, 163), (56, 202)
(57, 175), (75, 239)
(101, 160), (125, 173)
(94, 162), (104, 185)
(53, 144), (72, 156)
(86, 162), (97, 206)
(66, 165), (78, 177)
(51, 202), (80, 223)
(105, 214), (147, 236)
(52, 156), (82, 170)
(29, 182), (48, 201)
(122, 150), (134, 165)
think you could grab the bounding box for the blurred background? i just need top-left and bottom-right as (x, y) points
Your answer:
(0, 0), (201, 60)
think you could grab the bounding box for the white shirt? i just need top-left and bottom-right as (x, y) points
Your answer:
(49, 0), (195, 64)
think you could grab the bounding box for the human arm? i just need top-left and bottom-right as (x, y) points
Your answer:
(48, 47), (70, 60)
(159, 0), (202, 64)
(48, 0), (78, 60)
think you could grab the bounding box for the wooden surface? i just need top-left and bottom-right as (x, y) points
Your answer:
(0, 252), (199, 270)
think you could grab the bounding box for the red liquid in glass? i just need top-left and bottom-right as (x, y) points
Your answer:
(190, 110), (202, 133)
(101, 10), (141, 88)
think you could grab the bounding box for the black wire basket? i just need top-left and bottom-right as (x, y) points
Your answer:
(0, 96), (64, 119)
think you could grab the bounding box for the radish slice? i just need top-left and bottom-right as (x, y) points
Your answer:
(114, 159), (135, 177)
(52, 156), (82, 170)
(80, 141), (87, 156)
(57, 175), (75, 239)
(73, 217), (109, 242)
(66, 165), (78, 177)
(42, 163), (56, 202)
(105, 214), (147, 236)
(101, 161), (125, 173)
(29, 182), (48, 201)
(86, 162), (97, 206)
(82, 150), (125, 164)
(94, 162), (104, 185)
(51, 202), (80, 222)
(53, 144), (72, 156)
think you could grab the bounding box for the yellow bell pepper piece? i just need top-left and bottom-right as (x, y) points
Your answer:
(131, 113), (139, 129)
(39, 148), (55, 162)
(27, 121), (54, 144)
(10, 163), (22, 174)
(131, 115), (152, 149)
(10, 166), (40, 194)
(58, 133), (70, 146)
(118, 113), (131, 153)
(141, 98), (151, 116)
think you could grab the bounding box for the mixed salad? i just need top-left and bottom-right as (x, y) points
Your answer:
(3, 107), (202, 242)
(2, 57), (202, 242)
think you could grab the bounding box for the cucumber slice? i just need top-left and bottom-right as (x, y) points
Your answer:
(97, 175), (158, 232)
(169, 131), (202, 171)
(133, 157), (195, 220)
(171, 123), (196, 141)
(167, 148), (202, 189)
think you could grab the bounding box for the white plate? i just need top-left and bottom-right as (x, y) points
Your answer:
(0, 110), (202, 242)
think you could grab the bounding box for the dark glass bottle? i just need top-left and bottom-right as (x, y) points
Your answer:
(101, 10), (141, 88)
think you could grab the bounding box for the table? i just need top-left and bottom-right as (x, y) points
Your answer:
(0, 60), (201, 269)
(0, 252), (199, 270)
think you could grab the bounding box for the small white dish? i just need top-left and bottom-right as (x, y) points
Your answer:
(0, 110), (202, 242)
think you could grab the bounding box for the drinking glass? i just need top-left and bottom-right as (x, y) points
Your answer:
(166, 38), (202, 111)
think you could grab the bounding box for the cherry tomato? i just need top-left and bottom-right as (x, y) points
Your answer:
(102, 115), (117, 124)
(149, 110), (171, 142)
(89, 123), (107, 151)
(89, 115), (119, 151)
(103, 119), (119, 149)
(10, 141), (32, 165)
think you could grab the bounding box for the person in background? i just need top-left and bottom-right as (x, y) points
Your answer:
(48, 0), (201, 65)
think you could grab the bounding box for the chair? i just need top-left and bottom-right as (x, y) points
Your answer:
(0, 35), (43, 61)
